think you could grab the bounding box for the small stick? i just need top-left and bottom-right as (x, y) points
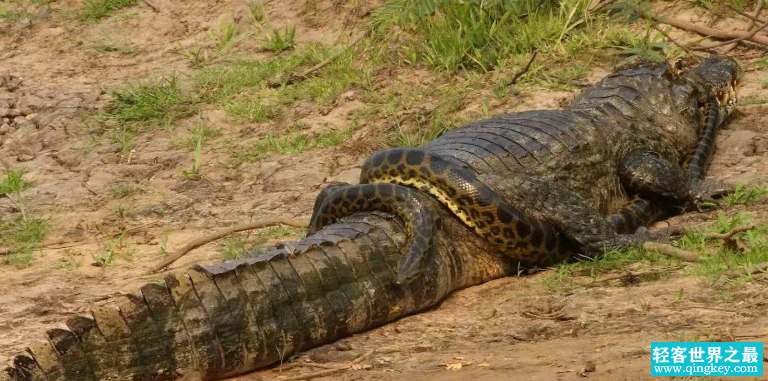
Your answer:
(691, 18), (768, 50)
(152, 217), (310, 272)
(643, 242), (700, 262)
(352, 349), (376, 364)
(723, 0), (763, 52)
(269, 30), (370, 88)
(727, 4), (768, 25)
(641, 10), (768, 46)
(706, 224), (756, 240)
(651, 24), (695, 55)
(142, 0), (160, 12)
(508, 50), (538, 86)
(278, 367), (349, 381)
(277, 350), (375, 381)
(725, 261), (768, 278)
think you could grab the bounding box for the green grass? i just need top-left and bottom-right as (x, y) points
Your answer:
(219, 226), (305, 260)
(263, 26), (296, 52)
(722, 184), (768, 206)
(83, 0), (137, 21)
(107, 184), (144, 199)
(196, 44), (367, 119)
(229, 127), (353, 166)
(1, 168), (45, 268)
(102, 75), (195, 127)
(174, 124), (222, 150)
(371, 0), (627, 73)
(0, 168), (33, 221)
(97, 75), (196, 154)
(87, 39), (137, 55)
(0, 217), (46, 269)
(674, 213), (768, 282)
(543, 212), (768, 292)
(93, 231), (134, 266)
(540, 246), (678, 293)
(739, 95), (768, 106)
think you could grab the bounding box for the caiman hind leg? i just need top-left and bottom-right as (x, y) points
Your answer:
(361, 147), (565, 266)
(308, 183), (436, 285)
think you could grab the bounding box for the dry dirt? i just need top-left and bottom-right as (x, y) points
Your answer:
(1, 1), (768, 380)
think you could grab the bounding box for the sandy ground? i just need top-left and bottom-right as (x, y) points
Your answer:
(1, 1), (768, 380)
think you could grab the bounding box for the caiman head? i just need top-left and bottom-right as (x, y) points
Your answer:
(688, 55), (740, 122)
(667, 55), (740, 155)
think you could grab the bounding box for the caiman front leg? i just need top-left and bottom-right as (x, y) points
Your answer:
(478, 174), (672, 259)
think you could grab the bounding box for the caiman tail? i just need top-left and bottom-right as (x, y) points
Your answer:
(2, 205), (517, 381)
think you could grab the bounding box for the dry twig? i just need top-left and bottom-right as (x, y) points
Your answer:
(651, 24), (695, 54)
(643, 242), (700, 262)
(706, 224), (757, 240)
(268, 30), (370, 88)
(277, 350), (376, 381)
(142, 0), (160, 12)
(508, 50), (538, 86)
(723, 0), (763, 52)
(639, 9), (768, 46)
(152, 217), (310, 272)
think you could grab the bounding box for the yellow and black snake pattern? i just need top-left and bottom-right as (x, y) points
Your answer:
(359, 148), (564, 263)
(308, 182), (436, 284)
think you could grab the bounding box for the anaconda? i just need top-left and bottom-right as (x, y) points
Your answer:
(1, 56), (739, 381)
(310, 56), (738, 283)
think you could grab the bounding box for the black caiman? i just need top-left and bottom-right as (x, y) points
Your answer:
(1, 56), (739, 381)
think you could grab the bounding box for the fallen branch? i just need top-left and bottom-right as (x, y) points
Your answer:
(268, 30), (370, 88)
(639, 10), (768, 47)
(706, 224), (756, 240)
(651, 24), (695, 54)
(152, 217), (310, 272)
(723, 0), (763, 52)
(724, 261), (768, 278)
(507, 50), (538, 86)
(278, 350), (375, 381)
(727, 4), (768, 25)
(691, 17), (768, 50)
(643, 242), (700, 262)
(142, 0), (160, 12)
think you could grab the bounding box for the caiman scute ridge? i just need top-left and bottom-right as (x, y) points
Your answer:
(2, 56), (739, 380)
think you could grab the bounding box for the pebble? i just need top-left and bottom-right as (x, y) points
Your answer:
(2, 118), (8, 124)
(0, 124), (9, 135)
(13, 116), (26, 125)
(0, 108), (10, 117)
(25, 113), (37, 122)
(9, 109), (22, 117)
(20, 107), (33, 116)
(17, 153), (34, 162)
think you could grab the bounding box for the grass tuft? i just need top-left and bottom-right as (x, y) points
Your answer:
(722, 184), (768, 206)
(107, 184), (145, 199)
(102, 75), (195, 127)
(83, 0), (137, 21)
(0, 218), (46, 269)
(219, 226), (305, 260)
